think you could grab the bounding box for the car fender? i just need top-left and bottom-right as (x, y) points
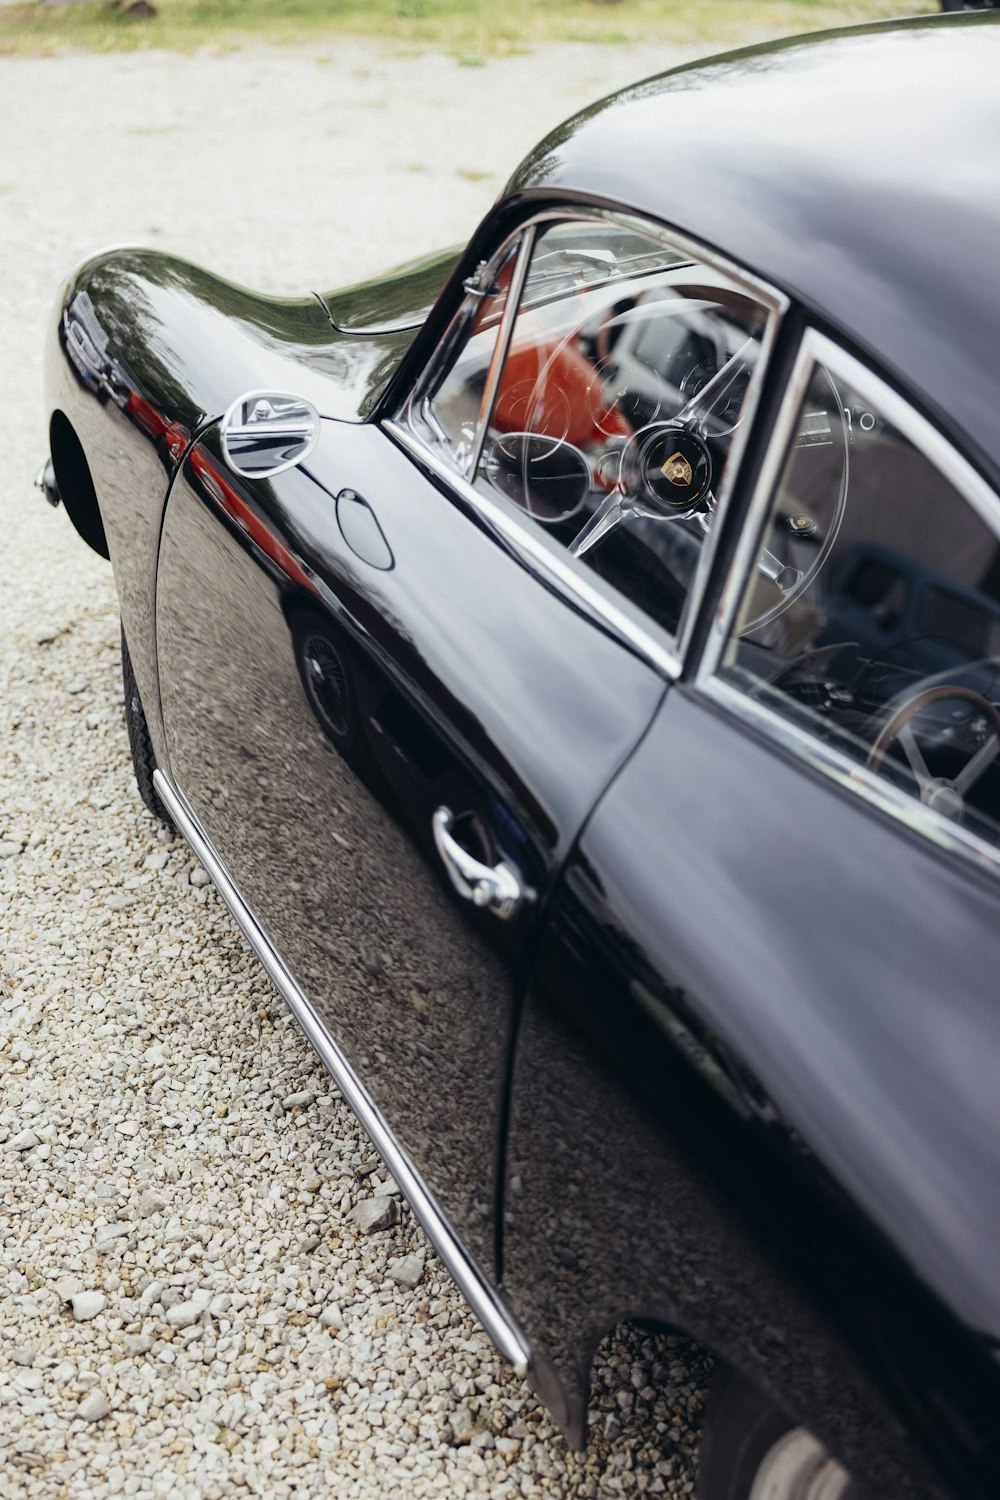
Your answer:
(43, 247), (434, 764)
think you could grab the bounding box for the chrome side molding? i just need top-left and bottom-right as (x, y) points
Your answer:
(152, 768), (532, 1376)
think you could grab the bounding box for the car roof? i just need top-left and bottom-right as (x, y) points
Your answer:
(506, 13), (1000, 483)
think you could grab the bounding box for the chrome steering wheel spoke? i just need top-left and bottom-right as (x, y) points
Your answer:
(896, 722), (934, 795)
(757, 545), (804, 598)
(952, 730), (1000, 797)
(675, 337), (753, 430)
(569, 490), (629, 558)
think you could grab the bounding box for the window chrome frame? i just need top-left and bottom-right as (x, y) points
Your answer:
(467, 224), (536, 479)
(389, 205), (788, 684)
(698, 326), (1000, 882)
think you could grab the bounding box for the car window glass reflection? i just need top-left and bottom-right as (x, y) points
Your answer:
(718, 361), (1000, 851)
(473, 221), (769, 642)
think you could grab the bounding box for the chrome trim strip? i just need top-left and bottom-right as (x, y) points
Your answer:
(152, 768), (532, 1375)
(673, 304), (788, 664)
(492, 205), (789, 320)
(701, 675), (1000, 881)
(697, 328), (1000, 881)
(698, 336), (818, 682)
(386, 417), (682, 681)
(467, 225), (536, 480)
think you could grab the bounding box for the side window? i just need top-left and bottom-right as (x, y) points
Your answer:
(715, 349), (1000, 855)
(407, 217), (778, 647)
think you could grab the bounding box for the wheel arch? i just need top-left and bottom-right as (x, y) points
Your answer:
(527, 1306), (713, 1452)
(49, 409), (109, 559)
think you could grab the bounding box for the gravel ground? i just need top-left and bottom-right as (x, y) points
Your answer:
(0, 39), (726, 1499)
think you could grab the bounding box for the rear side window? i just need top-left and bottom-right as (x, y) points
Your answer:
(712, 338), (1000, 864)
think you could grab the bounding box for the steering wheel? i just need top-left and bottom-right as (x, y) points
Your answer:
(865, 684), (1000, 820)
(566, 352), (850, 646)
(568, 336), (754, 558)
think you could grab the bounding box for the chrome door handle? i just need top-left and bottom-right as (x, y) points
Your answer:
(432, 806), (526, 920)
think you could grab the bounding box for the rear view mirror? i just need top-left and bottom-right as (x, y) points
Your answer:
(221, 390), (320, 479)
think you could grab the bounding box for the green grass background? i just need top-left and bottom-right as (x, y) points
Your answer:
(0, 0), (939, 58)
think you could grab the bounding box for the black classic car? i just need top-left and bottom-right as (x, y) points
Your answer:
(38, 11), (1000, 1499)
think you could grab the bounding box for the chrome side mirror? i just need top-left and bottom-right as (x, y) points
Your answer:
(221, 390), (320, 479)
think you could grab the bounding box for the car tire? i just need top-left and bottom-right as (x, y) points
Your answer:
(698, 1363), (860, 1500)
(121, 623), (171, 825)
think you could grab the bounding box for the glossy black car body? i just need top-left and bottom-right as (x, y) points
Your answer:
(41, 13), (1000, 1499)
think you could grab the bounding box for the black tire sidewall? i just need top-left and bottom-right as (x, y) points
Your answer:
(698, 1364), (801, 1500)
(121, 623), (171, 824)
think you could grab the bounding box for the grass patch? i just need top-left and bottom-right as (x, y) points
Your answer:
(0, 1), (940, 60)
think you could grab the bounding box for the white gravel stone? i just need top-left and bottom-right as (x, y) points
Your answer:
(281, 1088), (315, 1109)
(388, 1252), (425, 1289)
(165, 1296), (209, 1328)
(6, 1128), (40, 1152)
(138, 1279), (164, 1313)
(95, 1220), (131, 1250)
(352, 1196), (401, 1234)
(450, 1404), (476, 1445)
(76, 1390), (111, 1422)
(70, 1291), (106, 1322)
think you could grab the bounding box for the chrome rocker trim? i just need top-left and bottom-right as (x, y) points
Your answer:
(153, 767), (532, 1377)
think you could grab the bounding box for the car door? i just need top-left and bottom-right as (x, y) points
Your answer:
(501, 328), (1000, 1497)
(153, 210), (778, 1312)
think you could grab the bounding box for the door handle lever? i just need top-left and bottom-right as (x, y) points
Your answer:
(432, 807), (527, 920)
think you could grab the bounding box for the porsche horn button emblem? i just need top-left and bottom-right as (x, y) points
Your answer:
(662, 451), (694, 488)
